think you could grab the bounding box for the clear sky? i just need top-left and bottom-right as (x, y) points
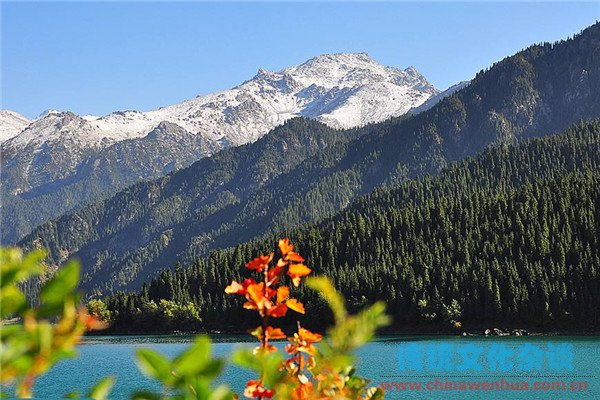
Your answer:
(2, 1), (599, 119)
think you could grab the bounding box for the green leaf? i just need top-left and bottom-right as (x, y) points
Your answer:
(187, 379), (211, 400)
(136, 349), (173, 384)
(131, 390), (162, 400)
(87, 376), (115, 400)
(232, 345), (285, 386)
(306, 276), (347, 322)
(173, 336), (211, 376)
(233, 347), (283, 384)
(39, 260), (80, 312)
(231, 348), (259, 371)
(0, 286), (26, 318)
(208, 385), (234, 400)
(260, 352), (284, 387)
(37, 321), (54, 356)
(199, 359), (224, 380)
(0, 248), (45, 288)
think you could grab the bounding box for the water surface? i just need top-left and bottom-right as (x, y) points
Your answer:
(24, 335), (600, 399)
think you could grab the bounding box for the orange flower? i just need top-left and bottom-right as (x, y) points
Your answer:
(285, 298), (305, 314)
(297, 327), (322, 343)
(243, 301), (259, 311)
(224, 281), (244, 295)
(267, 262), (286, 286)
(279, 238), (294, 257)
(249, 326), (287, 341)
(246, 253), (273, 272)
(292, 375), (314, 400)
(287, 327), (322, 355)
(258, 344), (278, 353)
(286, 252), (305, 263)
(246, 282), (265, 303)
(276, 286), (290, 304)
(225, 239), (321, 399)
(267, 303), (288, 317)
(244, 282), (272, 314)
(225, 278), (256, 295)
(244, 380), (274, 399)
(287, 264), (312, 287)
(284, 357), (299, 374)
(276, 258), (288, 267)
(265, 326), (286, 340)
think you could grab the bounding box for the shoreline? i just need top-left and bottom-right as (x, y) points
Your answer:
(86, 327), (600, 337)
(5, 316), (597, 337)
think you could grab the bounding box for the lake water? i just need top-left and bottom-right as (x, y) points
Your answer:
(21, 335), (600, 399)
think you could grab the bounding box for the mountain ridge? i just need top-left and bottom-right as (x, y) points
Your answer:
(3, 52), (437, 149)
(1, 53), (440, 244)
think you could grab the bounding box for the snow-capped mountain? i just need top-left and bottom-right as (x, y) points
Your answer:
(1, 52), (440, 243)
(5, 53), (438, 151)
(0, 110), (31, 143)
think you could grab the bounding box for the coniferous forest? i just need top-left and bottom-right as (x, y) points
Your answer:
(101, 121), (600, 333)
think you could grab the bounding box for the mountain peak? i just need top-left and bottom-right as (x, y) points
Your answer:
(277, 53), (436, 97)
(37, 109), (62, 119)
(7, 53), (439, 151)
(256, 67), (270, 75)
(288, 52), (379, 74)
(254, 53), (375, 81)
(305, 52), (373, 64)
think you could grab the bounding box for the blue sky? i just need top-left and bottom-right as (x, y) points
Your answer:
(2, 2), (599, 119)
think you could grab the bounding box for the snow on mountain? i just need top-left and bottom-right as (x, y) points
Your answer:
(0, 110), (31, 143)
(137, 52), (438, 142)
(9, 111), (106, 149)
(1, 53), (440, 242)
(81, 114), (100, 121)
(409, 81), (471, 114)
(4, 52), (438, 153)
(37, 109), (62, 119)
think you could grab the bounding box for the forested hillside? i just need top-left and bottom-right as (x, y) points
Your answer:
(18, 22), (600, 297)
(102, 122), (600, 332)
(18, 119), (363, 294)
(1, 121), (219, 244)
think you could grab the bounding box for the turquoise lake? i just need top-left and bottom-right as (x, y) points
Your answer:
(20, 335), (600, 399)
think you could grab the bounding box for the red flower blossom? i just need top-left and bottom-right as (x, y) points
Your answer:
(246, 254), (274, 273)
(244, 380), (274, 399)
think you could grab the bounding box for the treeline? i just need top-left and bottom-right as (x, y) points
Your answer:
(100, 122), (600, 333)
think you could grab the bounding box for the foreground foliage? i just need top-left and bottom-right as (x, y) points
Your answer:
(1, 243), (387, 399)
(224, 239), (388, 398)
(0, 248), (111, 398)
